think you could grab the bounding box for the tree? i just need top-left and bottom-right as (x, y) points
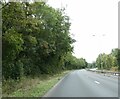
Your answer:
(64, 53), (87, 70)
(95, 48), (120, 71)
(111, 48), (120, 70)
(2, 2), (74, 80)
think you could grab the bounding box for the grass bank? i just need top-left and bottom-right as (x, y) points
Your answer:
(2, 70), (71, 97)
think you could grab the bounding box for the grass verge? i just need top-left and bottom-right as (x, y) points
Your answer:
(2, 70), (71, 97)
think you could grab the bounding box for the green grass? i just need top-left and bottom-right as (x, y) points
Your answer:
(2, 70), (71, 97)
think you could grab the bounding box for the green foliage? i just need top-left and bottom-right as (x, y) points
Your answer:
(2, 2), (74, 80)
(95, 48), (120, 70)
(111, 48), (120, 70)
(64, 53), (87, 70)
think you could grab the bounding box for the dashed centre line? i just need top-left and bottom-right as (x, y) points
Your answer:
(94, 81), (100, 84)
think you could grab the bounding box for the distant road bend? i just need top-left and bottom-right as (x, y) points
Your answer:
(44, 69), (118, 97)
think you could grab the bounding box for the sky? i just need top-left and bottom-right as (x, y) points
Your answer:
(47, 0), (119, 63)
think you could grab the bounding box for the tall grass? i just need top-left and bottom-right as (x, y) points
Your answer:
(2, 70), (70, 97)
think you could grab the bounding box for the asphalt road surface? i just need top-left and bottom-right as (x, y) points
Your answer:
(44, 69), (118, 97)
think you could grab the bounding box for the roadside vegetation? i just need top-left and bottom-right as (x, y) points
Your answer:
(2, 1), (87, 97)
(88, 48), (120, 72)
(2, 70), (71, 97)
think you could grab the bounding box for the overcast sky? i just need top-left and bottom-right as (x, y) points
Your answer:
(47, 0), (119, 63)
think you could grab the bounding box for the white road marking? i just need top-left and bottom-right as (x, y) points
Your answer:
(94, 81), (100, 84)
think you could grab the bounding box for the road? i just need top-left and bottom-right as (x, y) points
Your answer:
(44, 69), (118, 97)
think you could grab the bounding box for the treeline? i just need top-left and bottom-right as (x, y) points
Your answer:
(89, 48), (120, 71)
(2, 2), (87, 80)
(64, 53), (87, 70)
